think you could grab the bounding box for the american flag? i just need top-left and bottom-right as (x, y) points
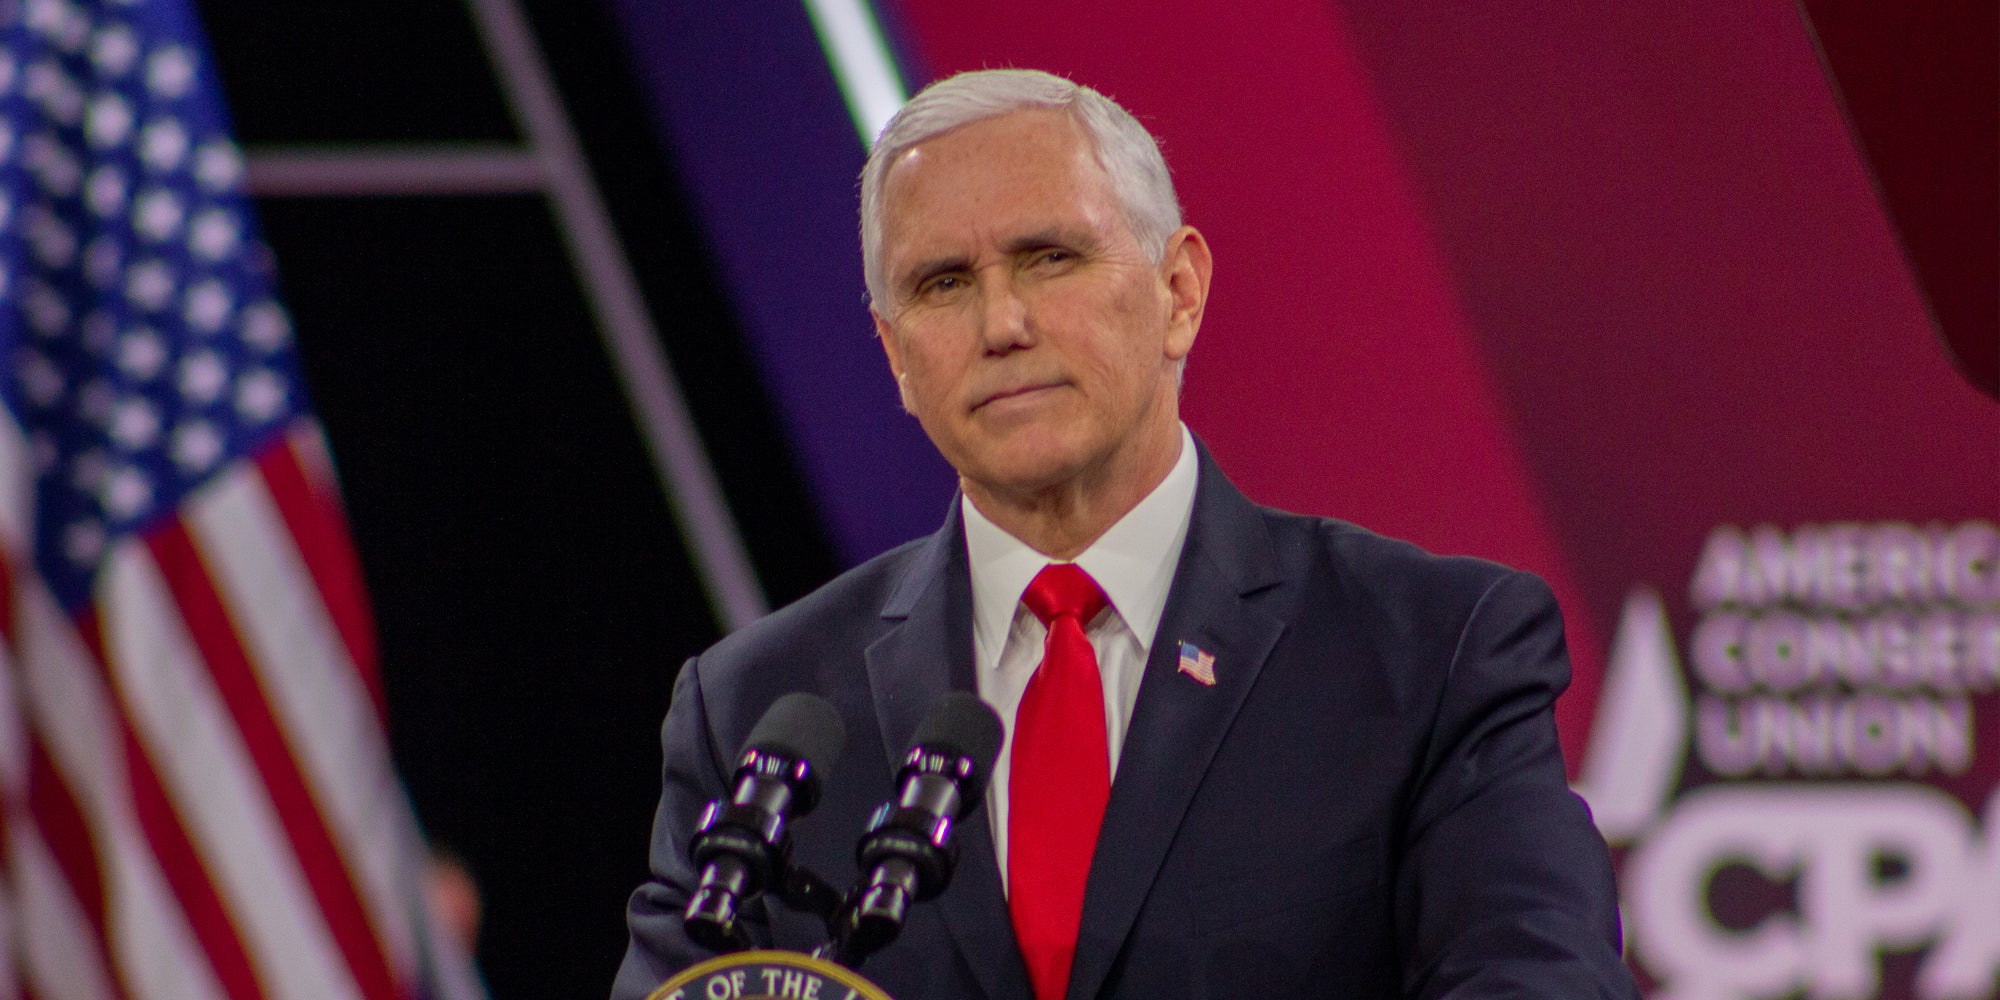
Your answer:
(1176, 641), (1215, 687)
(0, 2), (479, 998)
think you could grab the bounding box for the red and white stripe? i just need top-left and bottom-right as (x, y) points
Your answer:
(0, 416), (472, 999)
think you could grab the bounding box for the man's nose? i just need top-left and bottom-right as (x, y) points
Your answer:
(975, 272), (1033, 353)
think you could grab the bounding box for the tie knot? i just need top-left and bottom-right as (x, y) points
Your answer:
(1022, 563), (1109, 628)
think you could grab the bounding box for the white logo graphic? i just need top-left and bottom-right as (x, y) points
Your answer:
(1576, 521), (2000, 1000)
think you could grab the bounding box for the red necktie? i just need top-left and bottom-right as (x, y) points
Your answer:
(1009, 563), (1111, 1000)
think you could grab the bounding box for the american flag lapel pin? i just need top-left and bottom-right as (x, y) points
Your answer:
(1177, 641), (1217, 686)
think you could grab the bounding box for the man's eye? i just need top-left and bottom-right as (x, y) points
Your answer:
(1033, 249), (1071, 266)
(919, 275), (964, 296)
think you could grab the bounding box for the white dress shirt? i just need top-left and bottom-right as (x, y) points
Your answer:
(962, 424), (1199, 892)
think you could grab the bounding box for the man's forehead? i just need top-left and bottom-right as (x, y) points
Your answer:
(883, 110), (1100, 200)
(878, 110), (1117, 252)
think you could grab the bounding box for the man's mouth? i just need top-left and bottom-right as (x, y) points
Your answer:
(975, 382), (1063, 411)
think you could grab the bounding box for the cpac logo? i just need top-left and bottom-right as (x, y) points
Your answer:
(1576, 583), (2000, 1000)
(1626, 783), (2000, 1000)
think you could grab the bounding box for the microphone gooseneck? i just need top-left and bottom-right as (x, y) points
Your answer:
(836, 692), (1004, 966)
(684, 692), (846, 953)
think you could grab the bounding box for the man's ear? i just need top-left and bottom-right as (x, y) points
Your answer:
(1161, 225), (1212, 362)
(873, 308), (915, 414)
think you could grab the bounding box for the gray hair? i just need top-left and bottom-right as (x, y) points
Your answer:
(859, 69), (1183, 311)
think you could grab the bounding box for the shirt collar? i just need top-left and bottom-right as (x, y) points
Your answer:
(963, 424), (1200, 666)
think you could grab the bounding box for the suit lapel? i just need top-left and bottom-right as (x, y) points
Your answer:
(1068, 447), (1287, 1000)
(864, 502), (1032, 1000)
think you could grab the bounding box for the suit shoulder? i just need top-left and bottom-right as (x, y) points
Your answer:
(1257, 506), (1532, 603)
(691, 535), (928, 676)
(1244, 506), (1569, 722)
(1280, 508), (1512, 584)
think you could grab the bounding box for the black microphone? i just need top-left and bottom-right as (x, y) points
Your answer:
(685, 692), (845, 953)
(837, 692), (1003, 965)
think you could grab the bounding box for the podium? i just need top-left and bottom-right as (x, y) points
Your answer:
(646, 951), (894, 1000)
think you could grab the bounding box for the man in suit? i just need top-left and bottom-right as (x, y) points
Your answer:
(614, 69), (1635, 1000)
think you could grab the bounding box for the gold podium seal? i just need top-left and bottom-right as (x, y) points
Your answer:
(645, 951), (895, 1000)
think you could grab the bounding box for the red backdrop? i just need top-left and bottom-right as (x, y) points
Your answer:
(888, 2), (1998, 996)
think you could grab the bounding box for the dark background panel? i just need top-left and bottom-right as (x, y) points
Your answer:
(513, 0), (841, 609)
(196, 3), (518, 144)
(193, 1), (842, 995)
(1800, 0), (1999, 397)
(606, 0), (960, 567)
(257, 190), (699, 997)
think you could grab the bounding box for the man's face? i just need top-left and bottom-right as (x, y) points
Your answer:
(872, 109), (1205, 505)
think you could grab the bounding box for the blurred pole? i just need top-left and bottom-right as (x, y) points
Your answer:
(463, 0), (771, 631)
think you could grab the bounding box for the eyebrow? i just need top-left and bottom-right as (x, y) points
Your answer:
(1010, 227), (1108, 258)
(899, 227), (1100, 291)
(1001, 227), (1078, 254)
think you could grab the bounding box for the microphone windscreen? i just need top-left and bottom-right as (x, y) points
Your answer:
(744, 692), (846, 778)
(911, 692), (1005, 804)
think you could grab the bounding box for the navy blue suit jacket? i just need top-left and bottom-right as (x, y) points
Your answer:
(613, 445), (1635, 999)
